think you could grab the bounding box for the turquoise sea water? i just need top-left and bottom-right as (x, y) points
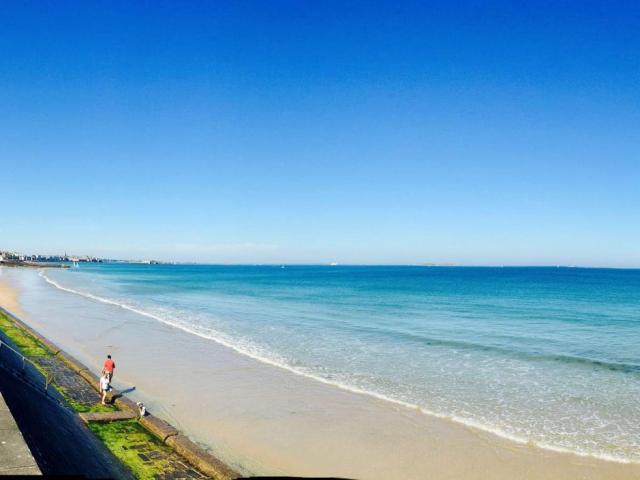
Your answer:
(40, 265), (640, 462)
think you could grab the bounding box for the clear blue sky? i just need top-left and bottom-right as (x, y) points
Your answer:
(1, 1), (638, 266)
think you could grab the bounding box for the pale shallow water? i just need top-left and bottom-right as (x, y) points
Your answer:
(22, 265), (640, 462)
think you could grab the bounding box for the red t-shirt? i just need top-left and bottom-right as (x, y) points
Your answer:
(104, 359), (115, 372)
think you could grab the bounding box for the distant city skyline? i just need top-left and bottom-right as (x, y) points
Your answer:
(1, 2), (638, 267)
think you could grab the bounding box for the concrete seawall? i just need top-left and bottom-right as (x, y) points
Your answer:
(0, 305), (239, 479)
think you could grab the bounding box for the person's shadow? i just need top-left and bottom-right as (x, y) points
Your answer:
(119, 386), (136, 395)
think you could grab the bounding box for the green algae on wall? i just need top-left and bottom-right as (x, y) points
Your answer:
(0, 312), (50, 358)
(88, 420), (178, 480)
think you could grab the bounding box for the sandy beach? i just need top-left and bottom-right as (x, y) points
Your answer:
(1, 267), (639, 480)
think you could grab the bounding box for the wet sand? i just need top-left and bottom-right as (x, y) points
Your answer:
(1, 267), (639, 479)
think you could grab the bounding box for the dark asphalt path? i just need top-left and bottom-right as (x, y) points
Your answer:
(0, 365), (132, 479)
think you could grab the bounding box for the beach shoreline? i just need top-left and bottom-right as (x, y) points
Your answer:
(1, 266), (639, 479)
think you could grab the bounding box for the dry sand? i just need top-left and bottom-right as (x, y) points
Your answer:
(1, 267), (639, 479)
(0, 273), (26, 318)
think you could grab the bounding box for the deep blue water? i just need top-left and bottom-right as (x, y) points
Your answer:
(42, 264), (640, 461)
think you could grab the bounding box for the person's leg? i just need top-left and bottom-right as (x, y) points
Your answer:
(101, 390), (106, 405)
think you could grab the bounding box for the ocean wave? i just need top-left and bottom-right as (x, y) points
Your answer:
(37, 269), (638, 465)
(347, 323), (640, 374)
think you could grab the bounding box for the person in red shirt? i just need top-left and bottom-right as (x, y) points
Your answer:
(103, 354), (115, 382)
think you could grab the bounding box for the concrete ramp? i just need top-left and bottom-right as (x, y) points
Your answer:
(0, 391), (40, 475)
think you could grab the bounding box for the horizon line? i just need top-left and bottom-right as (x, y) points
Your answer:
(49, 261), (640, 270)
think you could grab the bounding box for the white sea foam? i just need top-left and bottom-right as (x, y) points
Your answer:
(37, 269), (637, 465)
